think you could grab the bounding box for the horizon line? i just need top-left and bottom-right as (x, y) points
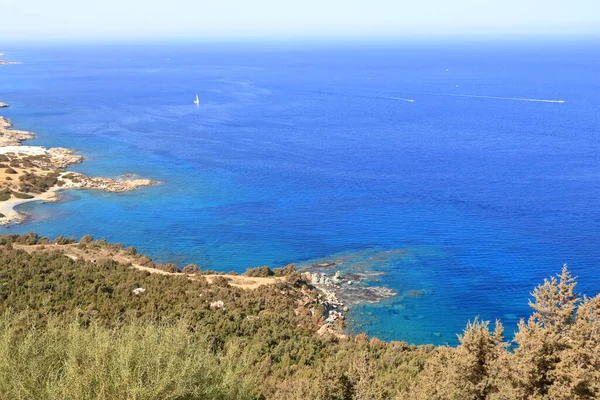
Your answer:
(3, 33), (600, 46)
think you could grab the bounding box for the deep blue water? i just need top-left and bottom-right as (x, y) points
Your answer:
(1, 40), (599, 345)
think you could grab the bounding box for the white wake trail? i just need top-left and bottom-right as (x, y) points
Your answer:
(393, 90), (565, 104)
(441, 93), (565, 103)
(387, 97), (415, 103)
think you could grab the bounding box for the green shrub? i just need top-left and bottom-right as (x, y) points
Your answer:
(0, 234), (19, 245)
(182, 264), (201, 274)
(15, 232), (39, 245)
(274, 263), (297, 277)
(79, 234), (94, 244)
(11, 191), (34, 199)
(244, 266), (274, 277)
(54, 236), (77, 245)
(4, 168), (17, 174)
(0, 313), (257, 400)
(210, 276), (231, 287)
(157, 263), (179, 273)
(137, 255), (154, 267)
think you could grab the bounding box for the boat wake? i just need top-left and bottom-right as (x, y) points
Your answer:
(386, 97), (415, 103)
(434, 93), (565, 103)
(309, 88), (564, 104)
(394, 90), (565, 104)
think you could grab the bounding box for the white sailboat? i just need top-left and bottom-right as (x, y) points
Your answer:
(193, 94), (200, 106)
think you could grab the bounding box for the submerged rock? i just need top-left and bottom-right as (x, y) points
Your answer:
(311, 261), (338, 269)
(404, 289), (425, 299)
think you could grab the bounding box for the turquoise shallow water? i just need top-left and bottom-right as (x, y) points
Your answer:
(1, 40), (599, 345)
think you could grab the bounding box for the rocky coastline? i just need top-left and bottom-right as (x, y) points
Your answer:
(301, 264), (398, 337)
(0, 104), (159, 225)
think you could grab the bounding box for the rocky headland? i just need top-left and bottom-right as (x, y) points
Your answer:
(0, 105), (159, 225)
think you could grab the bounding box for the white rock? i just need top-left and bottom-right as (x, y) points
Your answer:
(210, 300), (225, 309)
(311, 273), (320, 285)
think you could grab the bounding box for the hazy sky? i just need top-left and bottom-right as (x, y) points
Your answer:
(2, 0), (600, 40)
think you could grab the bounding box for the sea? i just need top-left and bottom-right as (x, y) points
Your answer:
(1, 39), (599, 345)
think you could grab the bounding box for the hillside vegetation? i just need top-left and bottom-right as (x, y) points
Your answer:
(0, 233), (598, 399)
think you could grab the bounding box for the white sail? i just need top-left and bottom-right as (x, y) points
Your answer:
(193, 94), (200, 106)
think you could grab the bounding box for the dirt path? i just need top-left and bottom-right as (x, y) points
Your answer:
(13, 243), (283, 290)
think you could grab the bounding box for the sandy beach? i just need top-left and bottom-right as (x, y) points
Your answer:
(0, 189), (61, 222)
(0, 104), (159, 225)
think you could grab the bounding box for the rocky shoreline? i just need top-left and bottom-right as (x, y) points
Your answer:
(301, 264), (398, 337)
(0, 104), (159, 225)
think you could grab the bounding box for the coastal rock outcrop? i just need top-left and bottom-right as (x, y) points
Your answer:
(304, 269), (397, 306)
(0, 116), (36, 146)
(0, 106), (159, 226)
(61, 172), (158, 192)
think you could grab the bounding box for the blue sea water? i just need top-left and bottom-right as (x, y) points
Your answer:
(1, 40), (599, 345)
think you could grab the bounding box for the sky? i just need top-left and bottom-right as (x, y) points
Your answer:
(2, 0), (600, 41)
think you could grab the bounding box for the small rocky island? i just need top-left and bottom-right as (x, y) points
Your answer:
(0, 54), (20, 65)
(0, 104), (158, 225)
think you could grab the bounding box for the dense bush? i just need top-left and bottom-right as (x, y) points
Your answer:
(0, 313), (256, 400)
(157, 263), (179, 273)
(0, 237), (598, 399)
(54, 235), (77, 245)
(15, 232), (39, 245)
(136, 255), (154, 267)
(80, 234), (94, 244)
(244, 265), (274, 277)
(17, 171), (60, 193)
(183, 263), (201, 274)
(11, 191), (34, 199)
(273, 263), (297, 276)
